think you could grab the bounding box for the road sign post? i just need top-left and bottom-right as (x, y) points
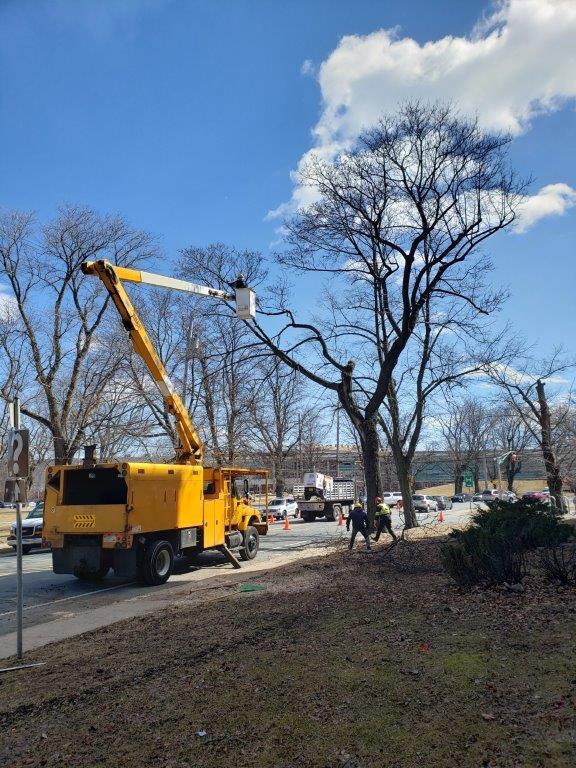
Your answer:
(464, 470), (473, 510)
(7, 396), (29, 659)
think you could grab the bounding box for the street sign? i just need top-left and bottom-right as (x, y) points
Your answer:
(464, 470), (473, 488)
(4, 478), (28, 505)
(7, 428), (29, 479)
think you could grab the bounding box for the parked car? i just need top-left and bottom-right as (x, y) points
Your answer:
(472, 493), (485, 502)
(522, 491), (549, 503)
(266, 497), (299, 520)
(412, 494), (438, 513)
(430, 495), (453, 511)
(382, 492), (403, 508)
(451, 493), (471, 503)
(7, 502), (45, 554)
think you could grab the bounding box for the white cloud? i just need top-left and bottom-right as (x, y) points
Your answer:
(513, 183), (576, 233)
(301, 59), (315, 76)
(273, 0), (576, 219)
(0, 285), (17, 322)
(487, 362), (569, 387)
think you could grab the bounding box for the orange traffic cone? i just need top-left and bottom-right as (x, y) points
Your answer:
(438, 509), (445, 523)
(268, 513), (275, 524)
(283, 515), (291, 530)
(337, 511), (344, 526)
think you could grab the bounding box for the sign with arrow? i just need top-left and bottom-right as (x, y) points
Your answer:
(464, 470), (473, 488)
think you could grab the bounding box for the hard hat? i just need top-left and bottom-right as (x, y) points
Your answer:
(353, 501), (362, 509)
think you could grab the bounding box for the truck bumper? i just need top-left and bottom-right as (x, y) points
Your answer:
(52, 546), (138, 579)
(7, 535), (43, 549)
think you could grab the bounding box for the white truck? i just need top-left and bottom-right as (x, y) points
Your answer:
(293, 472), (356, 522)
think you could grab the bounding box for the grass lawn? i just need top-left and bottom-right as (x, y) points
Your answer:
(1, 534), (575, 767)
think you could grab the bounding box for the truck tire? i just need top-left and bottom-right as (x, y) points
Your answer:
(138, 540), (174, 586)
(240, 526), (259, 561)
(301, 512), (312, 523)
(21, 545), (32, 555)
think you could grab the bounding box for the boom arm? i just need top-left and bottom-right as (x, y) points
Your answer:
(82, 259), (236, 464)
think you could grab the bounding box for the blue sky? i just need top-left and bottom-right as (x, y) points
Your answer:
(0, 0), (575, 353)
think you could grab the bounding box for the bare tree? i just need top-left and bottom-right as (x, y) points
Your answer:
(487, 352), (575, 507)
(297, 407), (331, 478)
(177, 244), (267, 466)
(437, 397), (495, 494)
(379, 276), (508, 526)
(246, 103), (522, 524)
(247, 361), (304, 496)
(488, 403), (534, 490)
(0, 206), (155, 463)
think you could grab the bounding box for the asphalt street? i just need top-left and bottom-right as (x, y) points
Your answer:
(0, 503), (473, 646)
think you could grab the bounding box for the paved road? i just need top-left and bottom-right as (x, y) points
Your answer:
(0, 504), (472, 643)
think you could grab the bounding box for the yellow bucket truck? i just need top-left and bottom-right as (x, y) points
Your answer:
(43, 260), (267, 585)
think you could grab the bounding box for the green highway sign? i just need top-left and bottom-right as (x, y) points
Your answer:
(464, 470), (473, 488)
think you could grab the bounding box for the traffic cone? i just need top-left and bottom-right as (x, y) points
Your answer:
(337, 511), (344, 526)
(438, 509), (445, 522)
(283, 515), (291, 530)
(268, 513), (275, 524)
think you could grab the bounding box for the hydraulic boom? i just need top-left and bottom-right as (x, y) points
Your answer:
(81, 259), (247, 464)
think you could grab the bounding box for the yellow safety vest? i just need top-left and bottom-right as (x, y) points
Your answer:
(375, 503), (391, 516)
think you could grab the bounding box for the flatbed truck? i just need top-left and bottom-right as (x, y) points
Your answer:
(294, 472), (355, 522)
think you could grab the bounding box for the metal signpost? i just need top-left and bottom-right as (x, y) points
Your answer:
(7, 396), (29, 659)
(465, 470), (473, 510)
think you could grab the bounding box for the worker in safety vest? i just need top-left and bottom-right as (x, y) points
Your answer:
(346, 501), (371, 551)
(373, 497), (397, 542)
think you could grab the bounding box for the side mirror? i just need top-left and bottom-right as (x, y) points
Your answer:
(243, 478), (249, 497)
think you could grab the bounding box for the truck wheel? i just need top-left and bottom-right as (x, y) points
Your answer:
(240, 526), (259, 561)
(138, 540), (174, 586)
(21, 545), (32, 555)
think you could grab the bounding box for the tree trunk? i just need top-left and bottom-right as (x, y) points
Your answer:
(358, 418), (382, 528)
(54, 435), (73, 465)
(454, 468), (463, 495)
(536, 379), (564, 510)
(274, 458), (285, 497)
(392, 450), (418, 528)
(395, 457), (417, 529)
(473, 469), (480, 494)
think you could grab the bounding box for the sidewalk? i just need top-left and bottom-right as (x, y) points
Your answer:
(0, 543), (334, 660)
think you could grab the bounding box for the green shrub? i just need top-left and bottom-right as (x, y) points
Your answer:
(442, 500), (571, 588)
(454, 500), (572, 549)
(441, 528), (525, 587)
(539, 544), (576, 585)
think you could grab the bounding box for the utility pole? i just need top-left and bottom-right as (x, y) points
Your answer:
(335, 407), (340, 478)
(482, 448), (490, 490)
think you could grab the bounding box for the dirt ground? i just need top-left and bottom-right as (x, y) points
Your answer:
(1, 533), (575, 768)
